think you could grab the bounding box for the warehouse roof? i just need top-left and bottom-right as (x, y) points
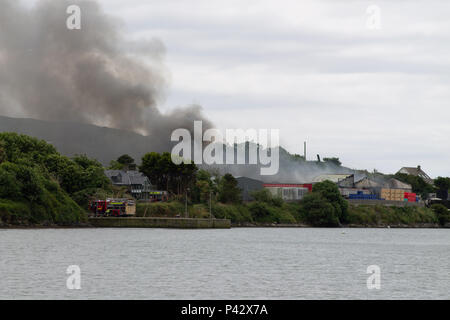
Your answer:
(354, 177), (382, 189)
(384, 178), (412, 190)
(313, 174), (353, 183)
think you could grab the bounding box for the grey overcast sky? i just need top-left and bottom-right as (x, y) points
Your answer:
(25, 0), (450, 177)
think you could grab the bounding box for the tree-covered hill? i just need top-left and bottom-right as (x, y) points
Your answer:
(0, 132), (111, 226)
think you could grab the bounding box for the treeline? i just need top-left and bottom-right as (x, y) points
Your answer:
(135, 172), (449, 227)
(1, 132), (449, 228)
(0, 132), (112, 225)
(130, 151), (449, 227)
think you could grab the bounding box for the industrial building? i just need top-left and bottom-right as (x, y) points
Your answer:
(335, 175), (413, 202)
(235, 171), (417, 204)
(263, 183), (310, 201)
(310, 172), (415, 202)
(235, 176), (311, 202)
(235, 176), (265, 201)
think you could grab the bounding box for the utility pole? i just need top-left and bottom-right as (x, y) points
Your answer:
(304, 141), (307, 161)
(209, 191), (212, 220)
(185, 188), (190, 218)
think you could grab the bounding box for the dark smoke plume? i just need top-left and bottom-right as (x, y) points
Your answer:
(0, 0), (355, 182)
(0, 0), (212, 137)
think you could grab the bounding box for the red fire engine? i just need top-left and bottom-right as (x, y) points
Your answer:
(88, 199), (136, 217)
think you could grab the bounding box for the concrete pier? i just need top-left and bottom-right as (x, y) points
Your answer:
(88, 217), (231, 229)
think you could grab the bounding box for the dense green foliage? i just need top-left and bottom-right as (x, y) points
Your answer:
(394, 173), (434, 198)
(108, 154), (136, 170)
(117, 154), (135, 166)
(348, 205), (438, 226)
(431, 204), (450, 226)
(136, 201), (185, 217)
(136, 200), (296, 224)
(217, 174), (241, 204)
(190, 170), (217, 204)
(250, 189), (283, 207)
(298, 180), (349, 226)
(434, 177), (450, 200)
(135, 176), (439, 227)
(139, 152), (198, 195)
(299, 192), (339, 226)
(135, 196), (438, 227)
(0, 132), (111, 225)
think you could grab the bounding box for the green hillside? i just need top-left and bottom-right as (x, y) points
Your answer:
(0, 132), (111, 226)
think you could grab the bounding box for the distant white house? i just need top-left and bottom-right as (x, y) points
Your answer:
(397, 166), (433, 184)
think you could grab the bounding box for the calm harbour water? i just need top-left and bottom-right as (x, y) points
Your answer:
(0, 228), (449, 299)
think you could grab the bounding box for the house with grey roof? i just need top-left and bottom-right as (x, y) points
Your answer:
(397, 166), (433, 184)
(104, 170), (155, 200)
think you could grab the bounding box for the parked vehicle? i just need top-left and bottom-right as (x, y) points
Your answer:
(88, 198), (136, 217)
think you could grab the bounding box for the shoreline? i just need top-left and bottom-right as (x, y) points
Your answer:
(232, 222), (443, 228)
(1, 221), (447, 229)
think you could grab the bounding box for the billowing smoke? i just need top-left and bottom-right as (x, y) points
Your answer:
(203, 144), (355, 183)
(0, 0), (212, 138)
(0, 0), (356, 182)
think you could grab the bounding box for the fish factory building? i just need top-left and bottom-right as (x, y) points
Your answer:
(235, 176), (311, 202)
(236, 172), (417, 205)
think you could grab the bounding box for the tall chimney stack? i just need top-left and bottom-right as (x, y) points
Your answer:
(304, 141), (307, 161)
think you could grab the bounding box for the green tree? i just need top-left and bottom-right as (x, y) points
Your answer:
(300, 192), (339, 227)
(0, 163), (21, 199)
(108, 154), (136, 170)
(431, 204), (450, 226)
(0, 140), (5, 164)
(0, 133), (98, 224)
(248, 202), (273, 222)
(312, 180), (349, 223)
(217, 174), (241, 204)
(139, 152), (197, 195)
(140, 152), (164, 188)
(0, 132), (57, 163)
(192, 170), (217, 203)
(434, 177), (450, 200)
(323, 157), (342, 166)
(108, 160), (124, 170)
(117, 154), (135, 166)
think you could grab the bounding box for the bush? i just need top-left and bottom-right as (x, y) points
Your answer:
(211, 203), (252, 223)
(312, 180), (349, 223)
(250, 189), (284, 207)
(347, 204), (438, 226)
(248, 202), (296, 224)
(136, 201), (185, 217)
(217, 174), (242, 204)
(299, 192), (339, 227)
(431, 204), (450, 226)
(0, 199), (32, 224)
(248, 202), (272, 222)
